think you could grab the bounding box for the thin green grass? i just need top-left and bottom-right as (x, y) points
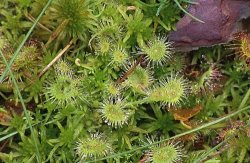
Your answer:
(155, 0), (204, 23)
(195, 122), (250, 162)
(0, 1), (53, 162)
(0, 131), (18, 142)
(173, 0), (204, 23)
(0, 119), (57, 142)
(0, 50), (41, 162)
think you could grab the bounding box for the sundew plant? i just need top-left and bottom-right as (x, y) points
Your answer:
(0, 0), (250, 163)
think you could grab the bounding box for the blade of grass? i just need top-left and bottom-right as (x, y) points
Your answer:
(0, 50), (41, 163)
(0, 131), (18, 142)
(0, 0), (53, 83)
(0, 119), (56, 142)
(195, 140), (228, 163)
(182, 0), (198, 5)
(25, 13), (52, 33)
(239, 88), (250, 109)
(173, 0), (204, 23)
(195, 124), (250, 162)
(85, 89), (250, 163)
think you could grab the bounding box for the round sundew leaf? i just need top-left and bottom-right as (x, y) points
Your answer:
(75, 133), (112, 161)
(100, 99), (129, 128)
(111, 47), (128, 65)
(102, 104), (127, 125)
(45, 75), (82, 106)
(147, 75), (189, 106)
(164, 79), (185, 104)
(141, 36), (172, 66)
(148, 87), (167, 102)
(152, 145), (179, 163)
(145, 139), (185, 163)
(127, 66), (152, 92)
(145, 39), (166, 62)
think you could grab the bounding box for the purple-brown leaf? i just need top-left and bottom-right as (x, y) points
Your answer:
(169, 0), (250, 51)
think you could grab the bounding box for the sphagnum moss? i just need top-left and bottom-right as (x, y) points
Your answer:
(52, 0), (96, 40)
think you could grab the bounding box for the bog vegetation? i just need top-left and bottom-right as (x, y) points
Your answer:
(0, 0), (249, 162)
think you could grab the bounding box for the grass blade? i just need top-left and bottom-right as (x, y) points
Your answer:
(0, 131), (18, 142)
(173, 0), (204, 23)
(0, 50), (41, 162)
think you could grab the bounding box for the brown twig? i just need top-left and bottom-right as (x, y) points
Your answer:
(201, 144), (229, 163)
(45, 19), (69, 48)
(115, 55), (144, 84)
(0, 140), (9, 152)
(38, 39), (74, 78)
(25, 14), (52, 33)
(127, 6), (136, 11)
